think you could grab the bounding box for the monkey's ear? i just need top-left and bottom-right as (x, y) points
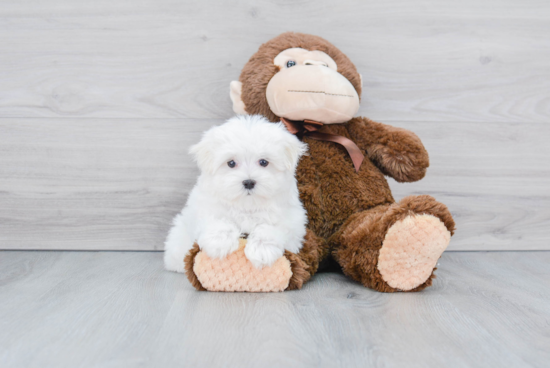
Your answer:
(229, 81), (247, 115)
(359, 74), (363, 87)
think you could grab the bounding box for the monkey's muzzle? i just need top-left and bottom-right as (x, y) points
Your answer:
(266, 65), (360, 124)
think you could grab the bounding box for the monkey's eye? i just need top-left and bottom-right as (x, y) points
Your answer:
(227, 160), (236, 168)
(286, 60), (296, 68)
(305, 62), (328, 67)
(259, 159), (269, 167)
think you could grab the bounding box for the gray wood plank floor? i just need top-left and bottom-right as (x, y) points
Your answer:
(0, 250), (548, 368)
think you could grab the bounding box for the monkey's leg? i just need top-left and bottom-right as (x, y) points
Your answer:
(183, 229), (327, 291)
(332, 195), (455, 292)
(184, 243), (206, 291)
(285, 229), (328, 290)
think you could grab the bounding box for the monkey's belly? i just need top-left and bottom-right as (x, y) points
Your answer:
(297, 139), (394, 239)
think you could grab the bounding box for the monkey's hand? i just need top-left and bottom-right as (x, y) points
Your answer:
(347, 117), (430, 183)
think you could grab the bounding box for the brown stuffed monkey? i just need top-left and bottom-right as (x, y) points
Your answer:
(186, 32), (455, 293)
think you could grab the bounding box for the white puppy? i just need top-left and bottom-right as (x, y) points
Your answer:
(164, 115), (308, 273)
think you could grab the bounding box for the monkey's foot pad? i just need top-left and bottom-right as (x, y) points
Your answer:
(377, 214), (451, 291)
(193, 239), (292, 292)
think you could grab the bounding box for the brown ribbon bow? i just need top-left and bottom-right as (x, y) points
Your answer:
(281, 117), (364, 173)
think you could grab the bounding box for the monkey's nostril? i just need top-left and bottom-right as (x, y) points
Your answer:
(243, 179), (256, 190)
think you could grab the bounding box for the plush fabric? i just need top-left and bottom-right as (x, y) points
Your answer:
(266, 48), (359, 124)
(377, 214), (451, 291)
(187, 32), (456, 293)
(239, 32), (362, 123)
(185, 229), (322, 291)
(192, 239), (293, 292)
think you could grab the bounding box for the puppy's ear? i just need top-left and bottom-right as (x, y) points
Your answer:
(282, 132), (308, 171)
(189, 133), (215, 174)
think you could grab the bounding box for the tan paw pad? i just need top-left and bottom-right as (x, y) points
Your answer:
(377, 214), (450, 291)
(193, 239), (292, 292)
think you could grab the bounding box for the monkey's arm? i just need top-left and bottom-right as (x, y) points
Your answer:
(346, 117), (429, 182)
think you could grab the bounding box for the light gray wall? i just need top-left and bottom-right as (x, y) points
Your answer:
(1, 0), (549, 250)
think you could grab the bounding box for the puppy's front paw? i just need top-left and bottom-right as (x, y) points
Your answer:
(198, 229), (240, 260)
(245, 238), (284, 269)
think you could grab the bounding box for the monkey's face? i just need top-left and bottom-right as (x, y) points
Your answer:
(231, 42), (362, 125)
(265, 48), (359, 124)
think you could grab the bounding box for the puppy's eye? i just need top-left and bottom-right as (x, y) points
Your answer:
(227, 160), (236, 168)
(259, 159), (269, 167)
(286, 60), (296, 68)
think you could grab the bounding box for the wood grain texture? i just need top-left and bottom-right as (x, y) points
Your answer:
(388, 121), (550, 250)
(0, 251), (549, 368)
(0, 118), (216, 250)
(1, 118), (549, 250)
(0, 0), (549, 122)
(1, 1), (549, 251)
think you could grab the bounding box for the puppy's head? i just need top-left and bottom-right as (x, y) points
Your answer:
(190, 115), (307, 204)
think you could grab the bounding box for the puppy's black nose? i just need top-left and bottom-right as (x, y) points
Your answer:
(243, 179), (256, 190)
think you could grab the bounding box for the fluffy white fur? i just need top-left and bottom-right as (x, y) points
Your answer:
(164, 115), (308, 272)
